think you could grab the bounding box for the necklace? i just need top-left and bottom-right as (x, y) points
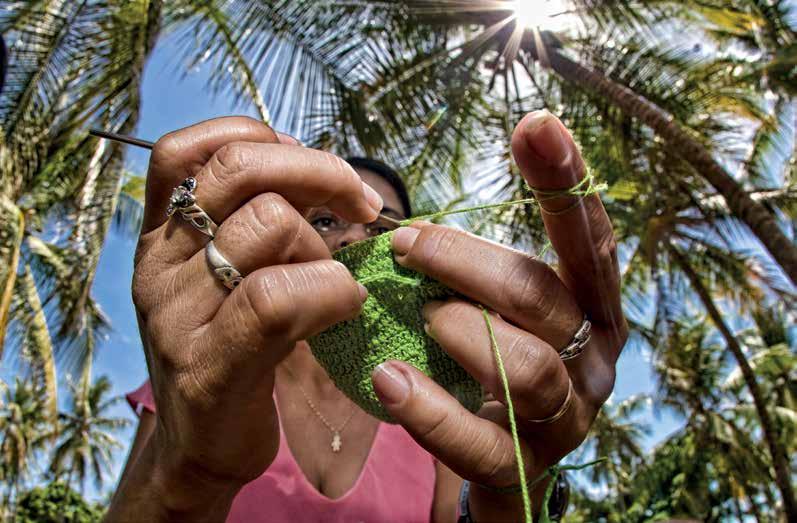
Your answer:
(283, 365), (357, 453)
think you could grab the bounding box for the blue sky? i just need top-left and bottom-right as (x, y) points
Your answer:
(86, 31), (679, 498)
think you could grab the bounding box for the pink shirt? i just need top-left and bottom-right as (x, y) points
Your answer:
(127, 382), (436, 522)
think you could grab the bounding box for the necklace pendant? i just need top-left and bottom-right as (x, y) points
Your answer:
(331, 432), (342, 453)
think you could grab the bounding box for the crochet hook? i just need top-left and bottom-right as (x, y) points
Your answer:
(89, 129), (403, 227)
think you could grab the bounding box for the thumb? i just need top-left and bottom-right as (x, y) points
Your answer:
(371, 360), (531, 488)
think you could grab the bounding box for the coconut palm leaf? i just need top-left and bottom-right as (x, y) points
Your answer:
(0, 378), (49, 506)
(166, 0), (270, 123)
(48, 374), (130, 493)
(0, 0), (161, 372)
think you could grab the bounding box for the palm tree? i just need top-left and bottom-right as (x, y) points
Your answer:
(0, 0), (163, 375)
(0, 378), (48, 511)
(600, 318), (777, 521)
(670, 249), (795, 517)
(194, 1), (795, 283)
(575, 394), (651, 517)
(725, 303), (797, 469)
(48, 375), (131, 494)
(1, 1), (794, 516)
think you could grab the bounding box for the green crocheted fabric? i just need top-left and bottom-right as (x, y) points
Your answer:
(308, 232), (483, 423)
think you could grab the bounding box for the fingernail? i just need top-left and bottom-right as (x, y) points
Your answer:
(391, 227), (420, 256)
(363, 183), (384, 213)
(525, 110), (571, 167)
(525, 109), (551, 132)
(373, 362), (410, 405)
(423, 322), (432, 336)
(276, 132), (303, 146)
(357, 283), (369, 302)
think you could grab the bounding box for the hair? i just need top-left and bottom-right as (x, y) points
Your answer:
(346, 157), (412, 217)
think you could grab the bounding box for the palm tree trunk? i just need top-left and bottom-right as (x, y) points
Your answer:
(535, 44), (797, 286)
(671, 247), (796, 520)
(0, 200), (24, 358)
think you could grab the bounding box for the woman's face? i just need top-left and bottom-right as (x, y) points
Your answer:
(306, 168), (407, 253)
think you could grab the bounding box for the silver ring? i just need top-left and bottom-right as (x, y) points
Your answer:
(167, 177), (218, 238)
(558, 316), (591, 361)
(205, 241), (243, 290)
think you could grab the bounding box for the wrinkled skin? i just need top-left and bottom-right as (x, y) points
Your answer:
(106, 111), (627, 522)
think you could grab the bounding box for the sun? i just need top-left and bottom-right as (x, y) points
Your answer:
(511, 0), (570, 31)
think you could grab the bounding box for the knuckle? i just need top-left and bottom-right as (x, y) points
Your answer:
(240, 193), (300, 248)
(151, 132), (182, 165)
(232, 115), (269, 132)
(327, 154), (360, 197)
(131, 278), (150, 315)
(174, 363), (218, 412)
(584, 362), (616, 409)
(324, 151), (351, 177)
(431, 300), (472, 330)
(212, 141), (250, 179)
(501, 258), (560, 323)
(131, 257), (171, 314)
(412, 227), (460, 267)
(416, 407), (454, 443)
(537, 345), (565, 385)
(504, 338), (566, 415)
(595, 233), (618, 277)
(473, 435), (516, 486)
(536, 361), (568, 414)
(502, 335), (539, 391)
(242, 269), (296, 337)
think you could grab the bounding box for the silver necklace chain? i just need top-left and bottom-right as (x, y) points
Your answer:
(283, 365), (357, 452)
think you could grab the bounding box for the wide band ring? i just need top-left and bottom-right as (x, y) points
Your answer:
(526, 378), (573, 425)
(558, 316), (591, 361)
(167, 177), (218, 238)
(205, 241), (243, 290)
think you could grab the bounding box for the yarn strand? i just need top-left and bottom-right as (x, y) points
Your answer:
(530, 458), (608, 523)
(481, 310), (607, 523)
(406, 173), (608, 522)
(401, 172), (607, 226)
(480, 307), (532, 523)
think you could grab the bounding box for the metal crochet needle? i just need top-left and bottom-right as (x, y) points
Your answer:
(89, 129), (403, 226)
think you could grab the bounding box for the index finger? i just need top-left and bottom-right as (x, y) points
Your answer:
(143, 116), (280, 234)
(511, 110), (623, 330)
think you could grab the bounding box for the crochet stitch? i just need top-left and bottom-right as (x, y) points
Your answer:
(308, 231), (484, 423)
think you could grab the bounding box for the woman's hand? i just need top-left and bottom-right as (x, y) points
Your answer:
(371, 111), (628, 520)
(113, 117), (380, 519)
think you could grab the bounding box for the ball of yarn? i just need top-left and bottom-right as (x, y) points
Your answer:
(308, 232), (484, 423)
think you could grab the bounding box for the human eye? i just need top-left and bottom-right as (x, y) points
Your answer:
(310, 214), (341, 233)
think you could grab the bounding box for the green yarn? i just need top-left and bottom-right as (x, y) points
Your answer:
(307, 172), (607, 522)
(308, 232), (484, 422)
(481, 306), (532, 523)
(399, 171), (606, 226)
(530, 458), (607, 523)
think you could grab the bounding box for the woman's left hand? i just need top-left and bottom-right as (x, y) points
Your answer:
(371, 111), (628, 517)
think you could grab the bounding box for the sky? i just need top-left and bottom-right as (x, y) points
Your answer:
(82, 30), (680, 499)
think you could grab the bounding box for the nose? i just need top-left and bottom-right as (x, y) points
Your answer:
(336, 224), (370, 250)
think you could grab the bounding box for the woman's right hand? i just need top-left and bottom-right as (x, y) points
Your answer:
(123, 117), (380, 516)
